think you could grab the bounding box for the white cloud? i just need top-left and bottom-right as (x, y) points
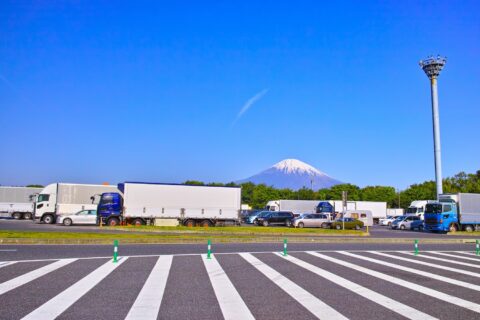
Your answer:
(232, 89), (268, 126)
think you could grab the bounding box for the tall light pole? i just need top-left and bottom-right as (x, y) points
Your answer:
(419, 55), (447, 200)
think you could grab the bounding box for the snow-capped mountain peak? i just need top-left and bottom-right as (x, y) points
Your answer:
(272, 159), (326, 176)
(236, 159), (342, 190)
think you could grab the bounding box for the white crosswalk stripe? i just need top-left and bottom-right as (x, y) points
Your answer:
(240, 252), (348, 320)
(340, 251), (480, 291)
(1, 251), (480, 319)
(125, 255), (173, 320)
(429, 251), (480, 262)
(369, 251), (480, 278)
(307, 251), (480, 314)
(0, 258), (77, 295)
(21, 257), (127, 320)
(204, 254), (255, 320)
(278, 252), (437, 320)
(402, 252), (480, 268)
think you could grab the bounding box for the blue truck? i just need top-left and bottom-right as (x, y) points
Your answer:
(424, 193), (480, 232)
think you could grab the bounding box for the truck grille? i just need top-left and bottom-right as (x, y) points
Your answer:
(425, 218), (438, 225)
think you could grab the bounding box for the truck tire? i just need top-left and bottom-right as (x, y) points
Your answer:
(24, 213), (32, 220)
(12, 212), (22, 220)
(63, 218), (73, 226)
(107, 217), (120, 226)
(200, 220), (212, 228)
(43, 214), (55, 224)
(465, 225), (474, 232)
(133, 218), (144, 226)
(449, 224), (458, 232)
(184, 219), (196, 227)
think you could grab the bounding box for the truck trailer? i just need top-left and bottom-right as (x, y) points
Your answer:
(265, 200), (321, 216)
(0, 186), (43, 220)
(316, 200), (387, 224)
(34, 183), (118, 224)
(424, 193), (480, 232)
(97, 182), (242, 227)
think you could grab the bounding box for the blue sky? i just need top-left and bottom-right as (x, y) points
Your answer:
(1, 1), (479, 189)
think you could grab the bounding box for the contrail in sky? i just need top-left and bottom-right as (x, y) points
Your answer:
(232, 89), (269, 126)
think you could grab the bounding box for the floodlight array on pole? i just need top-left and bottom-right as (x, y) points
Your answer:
(419, 55), (446, 200)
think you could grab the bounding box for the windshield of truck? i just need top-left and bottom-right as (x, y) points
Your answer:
(425, 204), (442, 214)
(37, 194), (50, 202)
(406, 207), (418, 214)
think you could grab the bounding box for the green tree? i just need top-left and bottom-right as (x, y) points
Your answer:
(26, 184), (44, 188)
(184, 180), (204, 186)
(326, 184), (361, 200)
(361, 186), (396, 207)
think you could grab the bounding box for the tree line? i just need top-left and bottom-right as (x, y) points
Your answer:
(185, 169), (480, 209)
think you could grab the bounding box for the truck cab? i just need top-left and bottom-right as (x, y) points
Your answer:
(97, 192), (123, 225)
(34, 183), (57, 224)
(424, 201), (458, 232)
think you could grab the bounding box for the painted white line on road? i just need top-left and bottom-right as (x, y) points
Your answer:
(21, 257), (127, 320)
(240, 252), (347, 320)
(402, 252), (480, 269)
(455, 251), (480, 257)
(0, 259), (76, 295)
(125, 255), (173, 320)
(341, 251), (480, 292)
(0, 261), (17, 269)
(279, 252), (436, 320)
(370, 251), (480, 278)
(0, 249), (17, 252)
(308, 251), (480, 314)
(430, 251), (480, 262)
(203, 254), (254, 320)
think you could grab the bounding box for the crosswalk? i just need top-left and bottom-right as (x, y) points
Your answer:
(0, 251), (479, 320)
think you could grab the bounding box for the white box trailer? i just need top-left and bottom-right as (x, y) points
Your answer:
(0, 186), (43, 220)
(387, 208), (405, 216)
(34, 183), (119, 224)
(265, 200), (321, 215)
(98, 182), (242, 227)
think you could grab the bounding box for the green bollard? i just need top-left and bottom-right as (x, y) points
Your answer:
(283, 238), (288, 256)
(207, 239), (212, 259)
(414, 239), (419, 256)
(113, 240), (118, 263)
(476, 240), (479, 256)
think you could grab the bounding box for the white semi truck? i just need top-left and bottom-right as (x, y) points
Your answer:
(97, 182), (242, 227)
(0, 186), (43, 220)
(34, 183), (118, 224)
(405, 200), (435, 220)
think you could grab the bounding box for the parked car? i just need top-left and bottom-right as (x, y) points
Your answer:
(390, 216), (406, 229)
(293, 213), (330, 228)
(394, 215), (422, 230)
(255, 211), (294, 227)
(331, 218), (364, 230)
(410, 219), (424, 231)
(243, 210), (262, 224)
(56, 209), (98, 226)
(252, 211), (271, 225)
(379, 215), (403, 226)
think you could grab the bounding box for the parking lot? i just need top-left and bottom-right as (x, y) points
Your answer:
(1, 249), (480, 319)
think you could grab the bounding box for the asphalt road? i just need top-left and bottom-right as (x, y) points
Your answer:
(1, 249), (480, 319)
(1, 218), (479, 239)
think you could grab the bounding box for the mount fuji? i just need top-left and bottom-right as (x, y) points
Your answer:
(237, 159), (343, 190)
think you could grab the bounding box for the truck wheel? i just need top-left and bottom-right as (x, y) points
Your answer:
(200, 220), (212, 228)
(184, 219), (196, 227)
(262, 220), (269, 227)
(449, 224), (458, 232)
(12, 212), (22, 220)
(298, 222), (304, 228)
(43, 215), (55, 224)
(63, 218), (73, 226)
(133, 218), (144, 226)
(24, 213), (32, 220)
(107, 217), (120, 226)
(465, 225), (474, 232)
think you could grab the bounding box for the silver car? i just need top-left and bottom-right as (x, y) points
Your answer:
(57, 209), (98, 226)
(293, 213), (330, 228)
(395, 215), (421, 230)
